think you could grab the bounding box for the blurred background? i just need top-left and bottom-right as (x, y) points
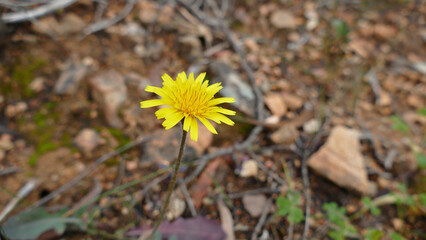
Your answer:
(0, 0), (425, 239)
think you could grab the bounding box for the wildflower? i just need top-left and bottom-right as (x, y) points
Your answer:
(140, 72), (236, 141)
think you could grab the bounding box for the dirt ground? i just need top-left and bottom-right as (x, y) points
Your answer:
(0, 0), (425, 239)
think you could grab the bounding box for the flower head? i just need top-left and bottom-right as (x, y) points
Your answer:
(140, 72), (236, 141)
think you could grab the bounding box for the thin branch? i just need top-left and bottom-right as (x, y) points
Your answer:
(1, 0), (78, 23)
(0, 179), (38, 221)
(178, 178), (197, 217)
(0, 167), (20, 176)
(82, 0), (136, 37)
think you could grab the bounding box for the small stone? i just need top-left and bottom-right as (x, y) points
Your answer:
(392, 218), (404, 231)
(303, 119), (320, 134)
(90, 70), (128, 128)
(138, 1), (158, 24)
(126, 161), (138, 171)
(168, 195), (186, 219)
(55, 60), (90, 95)
(30, 77), (45, 92)
(0, 134), (13, 151)
(59, 13), (86, 35)
(210, 61), (256, 117)
(242, 194), (268, 217)
(282, 94), (304, 110)
(407, 95), (423, 108)
(0, 149), (5, 161)
(270, 125), (298, 144)
(5, 102), (27, 118)
(308, 126), (369, 195)
(239, 160), (258, 178)
(264, 92), (287, 117)
(270, 9), (297, 29)
(73, 128), (104, 155)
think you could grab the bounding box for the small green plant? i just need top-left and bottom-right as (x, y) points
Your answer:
(322, 202), (358, 240)
(390, 112), (426, 168)
(364, 228), (384, 240)
(390, 115), (409, 132)
(390, 232), (406, 240)
(361, 197), (381, 216)
(276, 191), (305, 224)
(332, 19), (351, 41)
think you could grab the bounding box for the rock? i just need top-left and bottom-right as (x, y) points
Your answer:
(270, 9), (297, 29)
(307, 126), (369, 195)
(141, 128), (198, 167)
(242, 194), (268, 217)
(73, 128), (104, 155)
(5, 102), (27, 118)
(270, 125), (298, 144)
(59, 13), (86, 35)
(55, 59), (91, 95)
(210, 61), (256, 117)
(303, 119), (320, 134)
(138, 1), (158, 24)
(264, 92), (287, 117)
(282, 94), (304, 110)
(239, 160), (258, 178)
(0, 134), (13, 151)
(32, 13), (85, 36)
(167, 195), (186, 220)
(134, 42), (164, 59)
(90, 70), (128, 128)
(30, 77), (45, 92)
(106, 22), (146, 43)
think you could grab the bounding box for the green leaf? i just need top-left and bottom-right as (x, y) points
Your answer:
(397, 183), (408, 193)
(390, 232), (405, 240)
(419, 193), (426, 206)
(417, 108), (426, 116)
(371, 206), (381, 216)
(329, 230), (345, 240)
(322, 202), (346, 223)
(3, 207), (84, 240)
(288, 207), (305, 224)
(332, 19), (350, 40)
(365, 228), (383, 240)
(415, 153), (426, 169)
(276, 197), (291, 216)
(390, 115), (409, 132)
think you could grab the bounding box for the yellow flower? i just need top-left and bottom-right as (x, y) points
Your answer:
(140, 72), (236, 141)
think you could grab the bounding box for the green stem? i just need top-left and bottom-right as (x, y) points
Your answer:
(149, 129), (187, 239)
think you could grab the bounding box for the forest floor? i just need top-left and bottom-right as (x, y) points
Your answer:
(0, 0), (425, 239)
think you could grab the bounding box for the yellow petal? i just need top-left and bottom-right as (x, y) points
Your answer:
(214, 107), (236, 115)
(140, 99), (164, 108)
(205, 112), (235, 126)
(207, 97), (235, 106)
(162, 111), (184, 130)
(161, 73), (175, 87)
(198, 117), (217, 134)
(190, 117), (198, 141)
(155, 107), (177, 119)
(183, 115), (191, 132)
(195, 72), (206, 86)
(145, 86), (168, 97)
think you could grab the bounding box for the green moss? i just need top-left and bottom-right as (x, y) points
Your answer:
(1, 57), (47, 99)
(23, 101), (72, 166)
(107, 128), (131, 148)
